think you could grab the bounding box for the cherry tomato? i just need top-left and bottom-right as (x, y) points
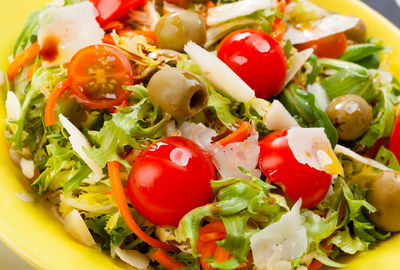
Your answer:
(217, 29), (287, 100)
(126, 136), (216, 226)
(258, 130), (332, 208)
(295, 33), (348, 58)
(389, 113), (400, 161)
(90, 0), (147, 26)
(68, 44), (133, 109)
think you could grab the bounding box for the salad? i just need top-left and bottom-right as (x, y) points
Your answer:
(2, 0), (400, 269)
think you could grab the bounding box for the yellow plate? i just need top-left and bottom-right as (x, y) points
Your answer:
(0, 1), (399, 269)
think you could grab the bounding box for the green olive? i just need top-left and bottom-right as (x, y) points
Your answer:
(367, 171), (400, 232)
(326, 94), (372, 141)
(345, 18), (367, 43)
(147, 67), (209, 118)
(155, 10), (207, 52)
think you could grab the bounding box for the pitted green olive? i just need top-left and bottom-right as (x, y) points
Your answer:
(326, 94), (372, 141)
(345, 18), (368, 43)
(155, 10), (207, 52)
(147, 68), (209, 118)
(367, 171), (400, 232)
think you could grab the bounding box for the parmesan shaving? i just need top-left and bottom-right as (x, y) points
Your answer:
(265, 100), (299, 131)
(6, 91), (21, 121)
(285, 15), (360, 45)
(179, 122), (217, 148)
(20, 158), (35, 179)
(15, 191), (34, 202)
(184, 41), (255, 103)
(284, 48), (314, 87)
(115, 248), (150, 270)
(63, 209), (96, 247)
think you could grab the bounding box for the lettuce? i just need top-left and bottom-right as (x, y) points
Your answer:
(279, 83), (338, 146)
(375, 146), (400, 170)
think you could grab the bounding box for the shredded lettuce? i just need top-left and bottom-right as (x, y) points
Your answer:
(375, 146), (400, 170)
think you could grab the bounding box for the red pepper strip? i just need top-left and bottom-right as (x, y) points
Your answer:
(107, 161), (177, 251)
(7, 42), (40, 81)
(308, 243), (333, 270)
(152, 248), (187, 270)
(214, 122), (250, 147)
(44, 80), (69, 127)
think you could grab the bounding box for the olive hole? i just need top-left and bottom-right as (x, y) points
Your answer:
(189, 90), (207, 112)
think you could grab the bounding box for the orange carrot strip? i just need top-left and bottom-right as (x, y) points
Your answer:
(271, 23), (286, 43)
(214, 246), (231, 264)
(103, 20), (124, 31)
(274, 0), (286, 24)
(44, 80), (69, 127)
(26, 65), (35, 82)
(205, 1), (216, 21)
(308, 243), (333, 270)
(199, 242), (218, 270)
(7, 42), (40, 81)
(103, 34), (116, 45)
(214, 122), (250, 147)
(152, 248), (187, 270)
(199, 231), (226, 243)
(107, 161), (177, 251)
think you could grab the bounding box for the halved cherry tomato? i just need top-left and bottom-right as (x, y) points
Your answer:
(258, 130), (331, 208)
(217, 29), (287, 99)
(67, 44), (133, 109)
(389, 113), (400, 161)
(90, 0), (147, 26)
(295, 33), (348, 58)
(126, 137), (215, 226)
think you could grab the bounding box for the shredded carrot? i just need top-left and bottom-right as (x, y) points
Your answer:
(103, 34), (116, 45)
(107, 161), (177, 251)
(274, 0), (286, 24)
(199, 231), (226, 243)
(152, 248), (187, 270)
(103, 20), (125, 31)
(293, 76), (306, 90)
(119, 29), (157, 43)
(26, 65), (35, 82)
(271, 23), (286, 43)
(7, 42), (41, 82)
(214, 122), (250, 147)
(44, 80), (69, 127)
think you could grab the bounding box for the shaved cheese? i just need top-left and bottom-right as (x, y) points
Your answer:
(115, 248), (149, 269)
(15, 191), (34, 202)
(210, 130), (260, 179)
(6, 91), (21, 121)
(265, 100), (299, 131)
(251, 98), (271, 120)
(164, 120), (181, 137)
(59, 114), (103, 182)
(64, 209), (96, 247)
(307, 83), (330, 111)
(205, 19), (258, 48)
(179, 122), (217, 148)
(37, 1), (104, 67)
(287, 127), (343, 175)
(20, 158), (35, 179)
(369, 69), (393, 86)
(284, 48), (314, 87)
(250, 200), (307, 270)
(334, 144), (391, 171)
(206, 0), (277, 26)
(285, 15), (360, 45)
(184, 41), (255, 103)
(143, 0), (160, 30)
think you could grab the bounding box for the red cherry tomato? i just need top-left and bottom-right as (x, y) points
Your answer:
(90, 0), (147, 26)
(126, 137), (215, 226)
(258, 130), (332, 208)
(68, 44), (133, 109)
(389, 113), (400, 161)
(217, 29), (287, 100)
(295, 33), (348, 58)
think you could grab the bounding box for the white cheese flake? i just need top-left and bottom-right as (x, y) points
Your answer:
(206, 0), (277, 26)
(6, 91), (21, 121)
(63, 209), (96, 247)
(284, 48), (314, 87)
(265, 100), (299, 131)
(37, 1), (104, 67)
(20, 158), (35, 179)
(59, 114), (103, 182)
(307, 83), (330, 111)
(179, 122), (217, 148)
(184, 41), (255, 103)
(285, 15), (360, 45)
(15, 191), (34, 202)
(115, 247), (150, 270)
(250, 200), (307, 270)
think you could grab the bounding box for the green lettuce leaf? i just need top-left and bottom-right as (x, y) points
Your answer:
(331, 225), (367, 254)
(279, 83), (338, 146)
(375, 146), (400, 170)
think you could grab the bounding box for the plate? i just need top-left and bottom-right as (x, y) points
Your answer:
(0, 1), (399, 269)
